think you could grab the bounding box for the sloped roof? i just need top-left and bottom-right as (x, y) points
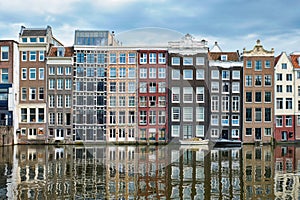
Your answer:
(21, 29), (47, 37)
(274, 54), (281, 66)
(208, 52), (240, 61)
(291, 54), (300, 69)
(48, 46), (73, 57)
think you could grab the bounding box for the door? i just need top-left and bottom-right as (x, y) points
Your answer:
(55, 129), (64, 140)
(255, 128), (262, 141)
(221, 130), (229, 140)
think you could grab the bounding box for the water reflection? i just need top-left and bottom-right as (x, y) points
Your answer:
(1, 145), (300, 199)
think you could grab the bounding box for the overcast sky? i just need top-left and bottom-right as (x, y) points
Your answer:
(1, 0), (300, 55)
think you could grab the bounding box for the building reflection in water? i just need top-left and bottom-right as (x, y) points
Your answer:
(4, 144), (300, 199)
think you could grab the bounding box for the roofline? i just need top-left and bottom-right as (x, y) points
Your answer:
(0, 40), (19, 44)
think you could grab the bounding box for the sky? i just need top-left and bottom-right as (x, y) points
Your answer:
(0, 0), (300, 55)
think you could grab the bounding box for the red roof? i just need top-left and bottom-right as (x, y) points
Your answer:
(291, 54), (300, 69)
(48, 46), (73, 57)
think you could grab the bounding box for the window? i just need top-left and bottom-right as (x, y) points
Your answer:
(49, 79), (55, 90)
(286, 98), (293, 109)
(65, 79), (72, 90)
(139, 82), (147, 93)
(276, 116), (283, 127)
(29, 88), (36, 100)
(38, 68), (44, 80)
(128, 53), (136, 64)
(211, 115), (219, 125)
(110, 68), (116, 78)
(158, 111), (166, 124)
(277, 85), (283, 92)
(286, 74), (292, 81)
(246, 60), (252, 68)
(255, 75), (262, 86)
(232, 115), (239, 126)
(245, 75), (252, 86)
(65, 95), (71, 108)
(57, 79), (63, 90)
(221, 115), (229, 126)
(57, 113), (63, 125)
(265, 92), (271, 103)
(22, 51), (27, 61)
(255, 92), (261, 102)
(232, 82), (240, 93)
(276, 73), (282, 81)
(265, 60), (270, 68)
(128, 111), (135, 124)
(97, 68), (105, 77)
(196, 57), (204, 65)
(222, 70), (230, 80)
(172, 125), (180, 137)
(109, 82), (116, 92)
(110, 96), (117, 107)
(246, 92), (252, 102)
(246, 128), (252, 136)
(110, 53), (116, 64)
(196, 69), (204, 80)
(39, 51), (44, 61)
(211, 70), (219, 79)
(183, 57), (193, 65)
(57, 95), (63, 107)
(211, 129), (219, 138)
(149, 53), (157, 64)
(128, 82), (136, 93)
(49, 67), (55, 75)
(30, 37), (37, 42)
(211, 96), (219, 112)
(255, 108), (262, 122)
(232, 70), (240, 79)
(109, 111), (116, 124)
(286, 85), (292, 93)
(29, 51), (36, 61)
(140, 53), (147, 64)
(149, 82), (156, 93)
(221, 54), (227, 61)
(172, 57), (180, 65)
(128, 68), (136, 78)
(119, 53), (126, 64)
(21, 88), (27, 101)
(183, 87), (193, 103)
(196, 125), (204, 137)
(183, 70), (193, 80)
(149, 111), (156, 124)
(56, 66), (63, 75)
(21, 108), (27, 122)
(196, 87), (204, 103)
(128, 96), (135, 107)
(38, 87), (44, 100)
(276, 98), (283, 109)
(1, 46), (8, 61)
(29, 108), (36, 122)
(49, 95), (55, 108)
(222, 96), (229, 112)
(157, 68), (166, 79)
(29, 68), (36, 80)
(282, 63), (287, 69)
(49, 113), (55, 125)
(158, 82), (166, 93)
(211, 82), (219, 93)
(172, 87), (180, 103)
(183, 125), (193, 139)
(222, 82), (229, 93)
(232, 129), (239, 138)
(38, 108), (44, 122)
(119, 68), (126, 78)
(196, 107), (204, 121)
(139, 96), (147, 107)
(265, 108), (271, 122)
(119, 111), (126, 124)
(246, 108), (252, 121)
(149, 68), (156, 78)
(172, 69), (180, 80)
(119, 82), (126, 93)
(172, 107), (180, 121)
(183, 107), (193, 122)
(286, 116), (292, 127)
(76, 53), (84, 63)
(140, 68), (147, 78)
(1, 69), (8, 83)
(149, 96), (156, 107)
(158, 96), (166, 107)
(158, 53), (166, 64)
(255, 60), (262, 70)
(139, 111), (147, 125)
(264, 75), (271, 86)
(232, 96), (240, 111)
(119, 96), (126, 107)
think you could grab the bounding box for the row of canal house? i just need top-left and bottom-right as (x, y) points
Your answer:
(3, 25), (300, 145)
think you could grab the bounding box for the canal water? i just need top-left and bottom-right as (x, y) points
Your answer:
(0, 144), (298, 199)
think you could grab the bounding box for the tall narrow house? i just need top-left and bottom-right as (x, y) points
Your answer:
(274, 52), (295, 142)
(73, 30), (119, 142)
(291, 52), (300, 140)
(0, 40), (19, 145)
(168, 34), (209, 142)
(242, 40), (275, 144)
(47, 46), (74, 143)
(18, 26), (57, 144)
(208, 43), (243, 143)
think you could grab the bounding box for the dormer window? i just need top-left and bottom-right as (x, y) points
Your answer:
(221, 55), (227, 61)
(282, 63), (287, 69)
(57, 47), (65, 57)
(22, 38), (27, 43)
(30, 37), (37, 43)
(39, 37), (45, 43)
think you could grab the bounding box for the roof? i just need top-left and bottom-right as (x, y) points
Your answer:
(291, 54), (300, 69)
(19, 25), (52, 37)
(48, 46), (73, 57)
(208, 52), (240, 61)
(274, 54), (281, 66)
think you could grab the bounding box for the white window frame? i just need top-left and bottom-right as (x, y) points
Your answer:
(172, 57), (180, 65)
(172, 107), (180, 122)
(172, 125), (180, 137)
(183, 87), (193, 103)
(183, 107), (193, 122)
(196, 69), (204, 80)
(196, 107), (204, 122)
